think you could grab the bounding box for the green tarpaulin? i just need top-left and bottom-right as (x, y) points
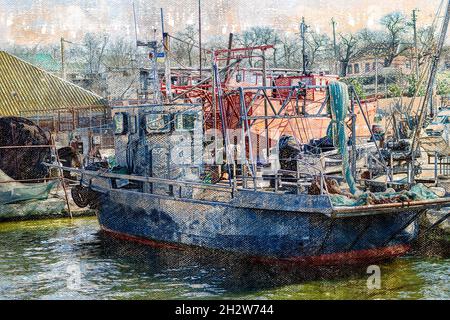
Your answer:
(0, 169), (57, 205)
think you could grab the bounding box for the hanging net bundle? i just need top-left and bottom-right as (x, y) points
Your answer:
(327, 81), (357, 194)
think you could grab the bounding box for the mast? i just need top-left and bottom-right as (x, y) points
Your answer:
(161, 8), (173, 101)
(331, 18), (338, 74)
(412, 9), (420, 80)
(426, 0), (450, 119)
(198, 0), (202, 79)
(133, 2), (139, 46)
(411, 0), (450, 166)
(300, 17), (308, 75)
(212, 52), (233, 186)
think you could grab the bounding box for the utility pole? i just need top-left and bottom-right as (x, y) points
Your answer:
(60, 37), (65, 80)
(412, 9), (420, 80)
(133, 1), (138, 45)
(375, 56), (379, 103)
(198, 0), (202, 79)
(331, 18), (338, 74)
(300, 17), (308, 75)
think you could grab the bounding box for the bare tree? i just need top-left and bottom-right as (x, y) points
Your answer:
(236, 26), (279, 67)
(306, 31), (331, 71)
(417, 26), (436, 67)
(82, 33), (109, 75)
(173, 25), (198, 67)
(380, 12), (410, 66)
(103, 38), (136, 70)
(279, 34), (301, 68)
(203, 34), (228, 66)
(337, 33), (360, 77)
(205, 35), (228, 51)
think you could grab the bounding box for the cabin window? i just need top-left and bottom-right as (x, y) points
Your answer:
(347, 64), (353, 74)
(113, 112), (128, 135)
(175, 113), (197, 131)
(129, 115), (137, 134)
(365, 63), (370, 72)
(145, 113), (170, 133)
(354, 63), (360, 73)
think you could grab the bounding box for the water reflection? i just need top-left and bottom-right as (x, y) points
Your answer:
(0, 217), (448, 300)
(97, 234), (370, 294)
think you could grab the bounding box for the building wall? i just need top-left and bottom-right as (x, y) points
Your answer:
(347, 55), (413, 77)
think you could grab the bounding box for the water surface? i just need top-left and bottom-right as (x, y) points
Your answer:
(0, 217), (448, 300)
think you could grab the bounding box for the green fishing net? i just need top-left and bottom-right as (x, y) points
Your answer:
(0, 169), (58, 205)
(330, 183), (439, 207)
(328, 81), (357, 194)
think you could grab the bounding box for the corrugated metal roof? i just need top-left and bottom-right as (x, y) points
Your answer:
(0, 51), (108, 116)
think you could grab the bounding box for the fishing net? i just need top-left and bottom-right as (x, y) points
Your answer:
(0, 169), (58, 205)
(327, 81), (357, 194)
(0, 117), (51, 180)
(0, 198), (66, 221)
(329, 183), (439, 207)
(279, 135), (302, 171)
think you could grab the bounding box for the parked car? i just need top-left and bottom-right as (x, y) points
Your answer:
(425, 109), (450, 141)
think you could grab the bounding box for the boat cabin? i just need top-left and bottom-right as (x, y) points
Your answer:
(112, 104), (204, 194)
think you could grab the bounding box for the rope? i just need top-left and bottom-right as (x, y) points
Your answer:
(328, 81), (357, 194)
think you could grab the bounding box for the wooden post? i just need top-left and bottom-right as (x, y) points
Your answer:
(52, 135), (72, 219)
(435, 151), (439, 186)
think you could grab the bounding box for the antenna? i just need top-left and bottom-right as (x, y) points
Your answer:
(198, 0), (202, 78)
(300, 17), (309, 75)
(132, 1), (139, 46)
(160, 8), (165, 39)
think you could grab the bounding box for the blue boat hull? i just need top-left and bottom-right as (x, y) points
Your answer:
(95, 188), (419, 265)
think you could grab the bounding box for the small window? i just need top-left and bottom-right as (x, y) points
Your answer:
(347, 64), (353, 74)
(113, 112), (128, 135)
(354, 63), (360, 73)
(175, 113), (197, 131)
(145, 113), (170, 133)
(129, 115), (137, 134)
(372, 62), (376, 70)
(365, 63), (370, 72)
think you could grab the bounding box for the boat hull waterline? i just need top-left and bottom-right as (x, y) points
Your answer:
(94, 186), (422, 266)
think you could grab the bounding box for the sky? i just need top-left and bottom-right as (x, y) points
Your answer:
(0, 0), (444, 46)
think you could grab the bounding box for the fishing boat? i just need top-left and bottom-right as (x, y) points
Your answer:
(64, 77), (450, 266)
(64, 5), (450, 265)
